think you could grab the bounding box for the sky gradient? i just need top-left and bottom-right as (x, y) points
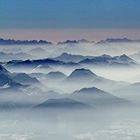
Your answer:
(0, 0), (140, 41)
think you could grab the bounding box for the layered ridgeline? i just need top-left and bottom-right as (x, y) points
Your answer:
(0, 65), (22, 88)
(0, 48), (137, 111)
(69, 87), (127, 107)
(97, 38), (140, 44)
(4, 54), (136, 74)
(64, 68), (128, 91)
(79, 54), (136, 66)
(0, 38), (52, 45)
(0, 65), (50, 109)
(0, 65), (129, 110)
(51, 53), (136, 65)
(0, 38), (140, 45)
(0, 65), (39, 88)
(0, 65), (66, 107)
(35, 87), (128, 111)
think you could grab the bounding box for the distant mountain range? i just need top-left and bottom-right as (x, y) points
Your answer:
(97, 38), (140, 44)
(58, 39), (91, 45)
(0, 65), (24, 89)
(5, 58), (79, 70)
(52, 53), (136, 66)
(0, 38), (52, 45)
(4, 53), (136, 72)
(0, 65), (130, 110)
(35, 86), (128, 110)
(1, 37), (139, 45)
(63, 68), (128, 92)
(0, 65), (39, 89)
(79, 54), (136, 66)
(51, 53), (94, 63)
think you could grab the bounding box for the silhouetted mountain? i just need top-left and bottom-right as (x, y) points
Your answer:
(65, 68), (97, 82)
(70, 87), (127, 107)
(6, 59), (63, 68)
(6, 58), (79, 69)
(35, 98), (90, 109)
(79, 54), (111, 64)
(57, 39), (92, 45)
(97, 38), (140, 44)
(79, 54), (136, 66)
(64, 68), (128, 92)
(52, 53), (94, 63)
(58, 40), (79, 45)
(0, 65), (22, 88)
(0, 65), (41, 92)
(12, 73), (40, 85)
(0, 38), (52, 45)
(46, 71), (67, 80)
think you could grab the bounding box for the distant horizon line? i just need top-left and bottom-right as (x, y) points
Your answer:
(1, 28), (140, 43)
(0, 37), (140, 45)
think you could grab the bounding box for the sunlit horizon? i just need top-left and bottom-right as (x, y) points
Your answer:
(1, 28), (140, 43)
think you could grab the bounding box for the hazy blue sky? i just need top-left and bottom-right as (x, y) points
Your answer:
(0, 0), (140, 29)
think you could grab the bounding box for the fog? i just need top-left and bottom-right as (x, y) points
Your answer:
(0, 42), (140, 140)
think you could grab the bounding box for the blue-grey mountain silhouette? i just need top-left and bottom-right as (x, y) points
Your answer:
(35, 98), (90, 110)
(70, 87), (127, 107)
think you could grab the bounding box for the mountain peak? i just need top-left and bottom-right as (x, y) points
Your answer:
(65, 68), (97, 82)
(97, 38), (133, 44)
(120, 54), (131, 59)
(46, 71), (66, 79)
(113, 54), (135, 63)
(52, 52), (85, 63)
(74, 87), (106, 94)
(70, 68), (96, 77)
(35, 98), (89, 109)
